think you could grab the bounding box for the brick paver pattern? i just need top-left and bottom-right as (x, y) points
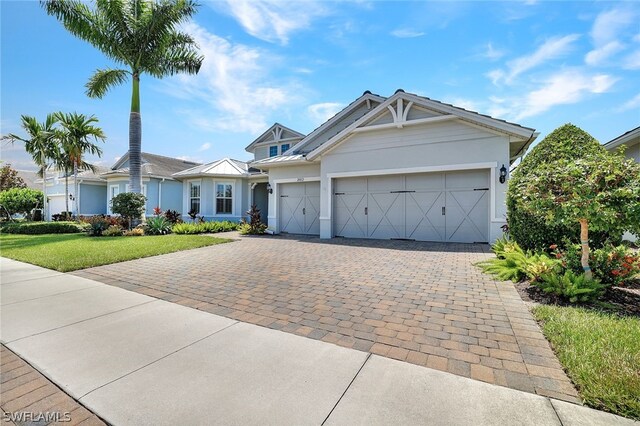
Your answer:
(0, 345), (105, 426)
(73, 233), (579, 403)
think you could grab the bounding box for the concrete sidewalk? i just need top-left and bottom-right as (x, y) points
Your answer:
(1, 258), (635, 425)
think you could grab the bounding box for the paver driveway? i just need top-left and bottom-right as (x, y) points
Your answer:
(73, 233), (579, 403)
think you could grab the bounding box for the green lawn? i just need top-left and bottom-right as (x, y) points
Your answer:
(0, 233), (231, 272)
(532, 305), (640, 420)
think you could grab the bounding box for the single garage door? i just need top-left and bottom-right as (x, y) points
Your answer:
(279, 181), (320, 235)
(334, 170), (489, 243)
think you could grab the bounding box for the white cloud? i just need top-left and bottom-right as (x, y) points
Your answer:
(390, 28), (425, 38)
(307, 102), (344, 125)
(216, 0), (327, 45)
(515, 70), (616, 120)
(617, 93), (640, 112)
(482, 43), (506, 61)
(623, 49), (640, 70)
(585, 8), (637, 66)
(490, 34), (580, 85)
(163, 22), (301, 134)
(585, 41), (625, 66)
(198, 142), (211, 152)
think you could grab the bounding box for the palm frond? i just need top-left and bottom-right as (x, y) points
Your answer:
(86, 68), (130, 98)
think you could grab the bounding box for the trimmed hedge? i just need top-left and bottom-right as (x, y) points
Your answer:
(507, 124), (616, 251)
(172, 221), (238, 235)
(0, 221), (88, 234)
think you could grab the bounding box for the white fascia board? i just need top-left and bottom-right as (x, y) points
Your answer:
(284, 93), (386, 156)
(604, 127), (640, 150)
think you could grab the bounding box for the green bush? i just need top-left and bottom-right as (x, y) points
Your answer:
(145, 216), (172, 235)
(239, 205), (267, 235)
(477, 250), (530, 282)
(103, 225), (123, 236)
(172, 220), (238, 235)
(123, 227), (144, 236)
(111, 192), (146, 228)
(536, 270), (605, 303)
(507, 124), (617, 251)
(0, 221), (87, 234)
(86, 216), (110, 236)
(0, 188), (44, 217)
(553, 243), (640, 286)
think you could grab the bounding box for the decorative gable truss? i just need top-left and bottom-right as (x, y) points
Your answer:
(307, 91), (537, 161)
(244, 123), (305, 153)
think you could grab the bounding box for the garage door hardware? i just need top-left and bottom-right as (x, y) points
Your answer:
(442, 206), (446, 215)
(390, 190), (416, 193)
(280, 195), (289, 197)
(474, 188), (489, 191)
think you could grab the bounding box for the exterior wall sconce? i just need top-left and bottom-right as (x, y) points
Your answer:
(266, 183), (273, 194)
(69, 194), (75, 201)
(499, 164), (507, 184)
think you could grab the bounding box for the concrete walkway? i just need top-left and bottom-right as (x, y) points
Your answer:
(1, 258), (635, 425)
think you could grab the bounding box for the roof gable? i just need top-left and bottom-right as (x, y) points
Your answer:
(244, 123), (305, 153)
(286, 91), (386, 155)
(306, 91), (537, 161)
(173, 158), (249, 177)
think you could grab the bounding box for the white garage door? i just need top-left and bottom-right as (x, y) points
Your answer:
(334, 170), (489, 243)
(47, 195), (68, 220)
(279, 181), (320, 235)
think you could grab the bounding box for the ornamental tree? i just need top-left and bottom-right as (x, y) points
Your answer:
(110, 192), (146, 229)
(0, 164), (27, 191)
(511, 147), (640, 279)
(0, 188), (45, 218)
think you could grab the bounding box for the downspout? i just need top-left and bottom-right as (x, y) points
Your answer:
(78, 180), (82, 216)
(158, 180), (162, 210)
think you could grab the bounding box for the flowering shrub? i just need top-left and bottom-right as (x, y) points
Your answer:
(103, 225), (123, 236)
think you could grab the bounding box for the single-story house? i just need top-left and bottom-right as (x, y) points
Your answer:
(251, 90), (538, 243)
(38, 91), (538, 243)
(101, 152), (199, 216)
(42, 152), (200, 219)
(604, 126), (639, 162)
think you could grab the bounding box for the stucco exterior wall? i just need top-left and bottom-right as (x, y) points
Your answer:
(79, 183), (107, 215)
(182, 177), (247, 222)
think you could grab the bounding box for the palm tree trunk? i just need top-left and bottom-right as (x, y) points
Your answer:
(42, 163), (48, 221)
(64, 172), (69, 220)
(74, 162), (79, 217)
(129, 72), (142, 194)
(579, 218), (592, 280)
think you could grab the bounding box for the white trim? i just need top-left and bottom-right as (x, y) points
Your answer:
(214, 181), (235, 216)
(272, 177), (321, 184)
(187, 179), (202, 215)
(351, 115), (457, 133)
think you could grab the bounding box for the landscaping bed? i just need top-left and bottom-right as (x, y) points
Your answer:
(0, 233), (231, 272)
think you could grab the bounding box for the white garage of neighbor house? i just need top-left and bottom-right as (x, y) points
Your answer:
(251, 90), (538, 244)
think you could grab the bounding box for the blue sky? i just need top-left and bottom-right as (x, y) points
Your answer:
(1, 1), (639, 171)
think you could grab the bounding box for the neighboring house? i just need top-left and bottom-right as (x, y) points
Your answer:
(604, 126), (640, 162)
(15, 170), (40, 190)
(102, 152), (200, 216)
(40, 166), (109, 220)
(250, 90), (538, 243)
(605, 126), (639, 242)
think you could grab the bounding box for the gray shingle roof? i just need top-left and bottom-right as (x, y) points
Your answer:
(103, 152), (200, 179)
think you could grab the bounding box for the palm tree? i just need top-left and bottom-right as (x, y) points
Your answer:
(2, 114), (61, 220)
(42, 0), (203, 195)
(56, 112), (105, 217)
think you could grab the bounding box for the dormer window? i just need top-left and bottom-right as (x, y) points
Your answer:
(281, 144), (290, 154)
(269, 146), (278, 157)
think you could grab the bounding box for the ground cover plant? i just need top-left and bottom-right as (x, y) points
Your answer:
(0, 233), (229, 272)
(172, 220), (238, 234)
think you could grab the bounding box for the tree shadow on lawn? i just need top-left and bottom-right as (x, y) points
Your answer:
(0, 233), (85, 250)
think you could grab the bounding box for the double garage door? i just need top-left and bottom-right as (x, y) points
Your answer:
(334, 170), (489, 243)
(279, 181), (320, 235)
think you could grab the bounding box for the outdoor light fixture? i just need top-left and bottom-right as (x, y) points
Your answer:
(267, 183), (273, 194)
(499, 164), (507, 184)
(69, 194), (75, 201)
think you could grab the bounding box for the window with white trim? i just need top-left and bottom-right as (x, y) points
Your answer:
(281, 144), (290, 154)
(216, 183), (232, 214)
(189, 181), (201, 214)
(269, 146), (278, 157)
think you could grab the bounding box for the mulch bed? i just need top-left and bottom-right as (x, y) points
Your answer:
(514, 280), (640, 317)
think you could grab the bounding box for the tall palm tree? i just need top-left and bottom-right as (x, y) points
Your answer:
(56, 112), (105, 216)
(2, 114), (61, 220)
(42, 0), (203, 195)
